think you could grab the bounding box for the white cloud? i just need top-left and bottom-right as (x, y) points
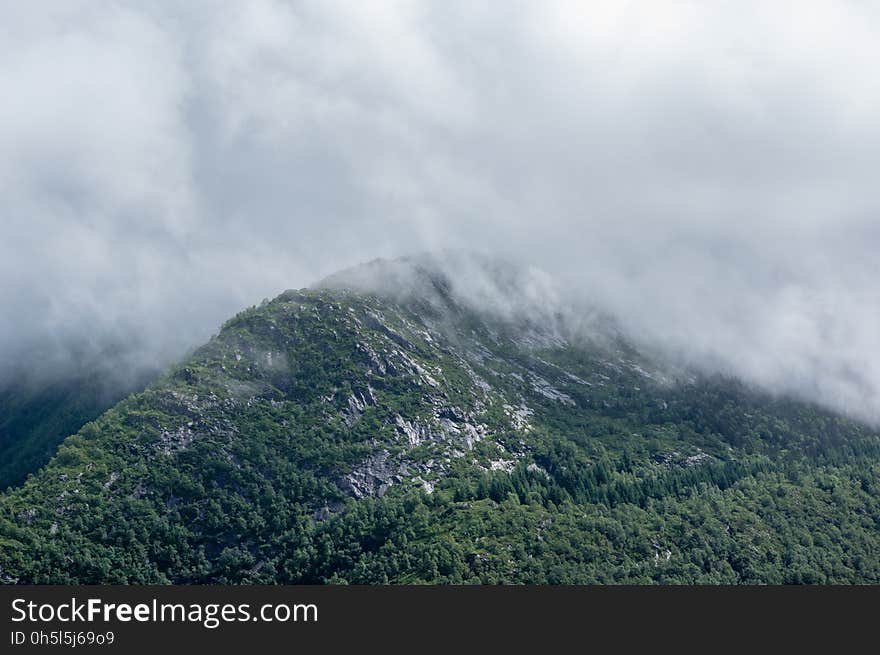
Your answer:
(2, 0), (880, 422)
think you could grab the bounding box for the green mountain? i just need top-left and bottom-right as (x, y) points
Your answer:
(2, 254), (879, 584)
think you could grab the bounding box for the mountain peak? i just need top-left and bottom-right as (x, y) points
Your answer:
(314, 250), (596, 353)
(317, 250), (558, 315)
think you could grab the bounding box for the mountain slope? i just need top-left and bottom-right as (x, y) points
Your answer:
(2, 256), (879, 584)
(0, 358), (158, 490)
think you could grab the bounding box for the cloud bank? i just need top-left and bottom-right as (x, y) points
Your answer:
(2, 1), (880, 422)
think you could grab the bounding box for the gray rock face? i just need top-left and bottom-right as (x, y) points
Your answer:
(341, 451), (401, 498)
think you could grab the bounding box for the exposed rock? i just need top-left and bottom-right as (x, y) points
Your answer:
(489, 458), (515, 473)
(340, 451), (403, 499)
(528, 373), (575, 406)
(157, 425), (196, 454)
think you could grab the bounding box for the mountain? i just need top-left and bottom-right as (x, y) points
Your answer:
(1, 253), (879, 584)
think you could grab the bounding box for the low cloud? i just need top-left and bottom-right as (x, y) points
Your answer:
(2, 1), (880, 423)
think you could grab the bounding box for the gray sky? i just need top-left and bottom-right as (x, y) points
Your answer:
(3, 1), (880, 422)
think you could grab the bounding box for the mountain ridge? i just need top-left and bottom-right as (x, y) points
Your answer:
(1, 255), (879, 584)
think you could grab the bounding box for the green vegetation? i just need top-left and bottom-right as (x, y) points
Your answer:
(0, 365), (155, 490)
(1, 287), (879, 584)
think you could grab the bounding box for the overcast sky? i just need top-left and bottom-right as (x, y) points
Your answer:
(2, 1), (880, 421)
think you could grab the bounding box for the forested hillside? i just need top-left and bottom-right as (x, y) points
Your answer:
(2, 258), (878, 584)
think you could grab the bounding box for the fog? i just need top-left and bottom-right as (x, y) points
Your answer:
(2, 1), (880, 422)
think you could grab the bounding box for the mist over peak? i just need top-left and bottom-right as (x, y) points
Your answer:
(318, 251), (561, 317)
(321, 249), (880, 426)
